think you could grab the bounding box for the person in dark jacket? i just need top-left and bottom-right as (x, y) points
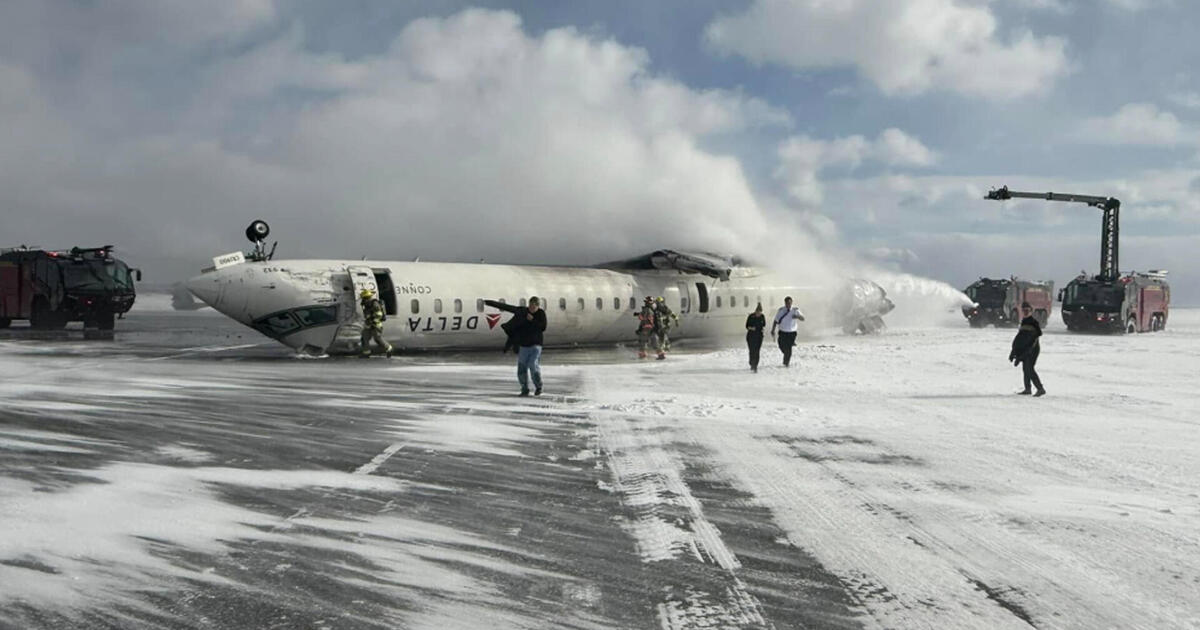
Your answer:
(485, 297), (547, 396)
(745, 303), (766, 372)
(1009, 302), (1045, 397)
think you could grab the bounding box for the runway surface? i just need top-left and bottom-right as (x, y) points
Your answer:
(3, 307), (1199, 629)
(0, 310), (854, 630)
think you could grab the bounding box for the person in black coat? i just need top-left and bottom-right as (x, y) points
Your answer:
(485, 297), (548, 396)
(1008, 302), (1045, 397)
(745, 303), (766, 372)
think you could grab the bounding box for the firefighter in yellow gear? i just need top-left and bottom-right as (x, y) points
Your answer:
(653, 296), (678, 351)
(635, 296), (664, 360)
(359, 289), (393, 358)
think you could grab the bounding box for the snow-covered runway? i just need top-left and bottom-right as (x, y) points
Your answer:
(1, 310), (1197, 629)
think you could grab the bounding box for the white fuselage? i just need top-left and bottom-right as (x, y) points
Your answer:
(186, 259), (822, 354)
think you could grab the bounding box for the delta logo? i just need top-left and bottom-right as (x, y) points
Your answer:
(485, 314), (502, 330)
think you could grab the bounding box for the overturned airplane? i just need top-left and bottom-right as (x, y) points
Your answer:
(187, 222), (893, 354)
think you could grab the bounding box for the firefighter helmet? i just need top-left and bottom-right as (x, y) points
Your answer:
(360, 289), (374, 299)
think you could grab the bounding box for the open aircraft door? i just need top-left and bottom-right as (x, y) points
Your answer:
(346, 265), (379, 326)
(674, 282), (691, 315)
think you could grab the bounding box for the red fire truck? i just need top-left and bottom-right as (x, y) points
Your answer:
(985, 187), (1170, 334)
(962, 277), (1054, 328)
(1059, 271), (1170, 333)
(0, 246), (140, 330)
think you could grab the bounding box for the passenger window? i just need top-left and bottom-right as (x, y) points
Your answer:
(596, 297), (603, 310)
(410, 299), (420, 314)
(744, 296), (749, 308)
(434, 298), (443, 314)
(559, 297), (567, 310)
(629, 297), (635, 310)
(613, 297), (620, 310)
(716, 296), (722, 308)
(577, 297), (585, 310)
(454, 299), (463, 314)
(681, 297), (689, 311)
(476, 299), (484, 313)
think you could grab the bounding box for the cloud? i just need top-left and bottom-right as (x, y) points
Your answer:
(1007, 0), (1072, 13)
(705, 0), (1070, 98)
(1102, 0), (1161, 11)
(1075, 103), (1195, 146)
(807, 170), (1200, 300)
(774, 129), (936, 207)
(0, 7), (796, 278)
(1167, 91), (1200, 109)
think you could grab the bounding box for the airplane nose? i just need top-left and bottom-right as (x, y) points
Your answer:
(185, 273), (220, 308)
(186, 268), (251, 323)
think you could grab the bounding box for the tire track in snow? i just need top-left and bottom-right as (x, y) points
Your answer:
(588, 384), (771, 629)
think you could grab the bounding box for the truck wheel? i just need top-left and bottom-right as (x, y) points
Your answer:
(31, 299), (51, 330)
(97, 311), (115, 330)
(0, 318), (10, 329)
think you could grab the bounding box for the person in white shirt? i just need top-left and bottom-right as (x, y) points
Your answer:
(770, 296), (805, 367)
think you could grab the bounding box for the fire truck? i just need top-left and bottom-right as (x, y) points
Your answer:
(1059, 270), (1169, 333)
(0, 246), (140, 330)
(984, 187), (1169, 333)
(962, 277), (1053, 328)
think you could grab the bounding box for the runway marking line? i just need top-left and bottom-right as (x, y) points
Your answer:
(146, 343), (269, 361)
(355, 443), (405, 475)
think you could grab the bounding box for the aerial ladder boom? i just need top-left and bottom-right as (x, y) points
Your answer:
(984, 186), (1120, 281)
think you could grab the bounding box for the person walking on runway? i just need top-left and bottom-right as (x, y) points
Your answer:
(770, 296), (805, 367)
(745, 303), (766, 372)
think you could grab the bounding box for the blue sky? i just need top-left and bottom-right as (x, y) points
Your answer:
(1, 1), (1197, 300)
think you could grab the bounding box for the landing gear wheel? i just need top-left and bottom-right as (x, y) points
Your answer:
(1126, 318), (1136, 334)
(245, 219), (270, 243)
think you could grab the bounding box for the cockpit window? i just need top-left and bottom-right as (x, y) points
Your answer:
(254, 312), (300, 337)
(294, 306), (337, 327)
